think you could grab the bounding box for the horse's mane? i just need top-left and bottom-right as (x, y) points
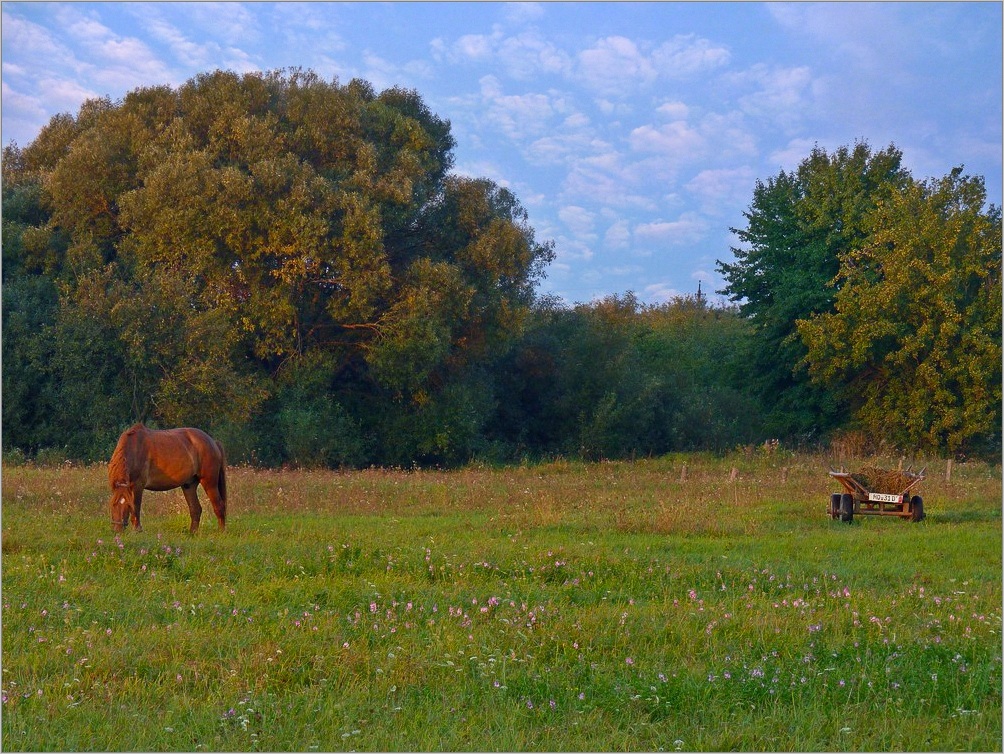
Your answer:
(108, 424), (144, 483)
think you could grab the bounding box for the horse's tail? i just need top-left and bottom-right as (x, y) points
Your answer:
(216, 441), (228, 506)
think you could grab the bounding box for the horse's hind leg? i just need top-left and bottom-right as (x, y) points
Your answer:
(182, 484), (202, 533)
(201, 475), (226, 531)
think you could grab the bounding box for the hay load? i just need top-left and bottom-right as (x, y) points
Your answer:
(850, 466), (923, 494)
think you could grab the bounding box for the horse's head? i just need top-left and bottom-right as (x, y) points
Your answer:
(109, 481), (135, 531)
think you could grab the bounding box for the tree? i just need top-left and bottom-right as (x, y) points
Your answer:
(2, 69), (554, 464)
(797, 168), (1002, 455)
(717, 142), (912, 439)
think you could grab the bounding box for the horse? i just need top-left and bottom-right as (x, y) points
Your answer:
(108, 423), (227, 533)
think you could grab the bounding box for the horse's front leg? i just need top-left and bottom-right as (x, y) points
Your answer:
(182, 484), (202, 534)
(132, 489), (144, 532)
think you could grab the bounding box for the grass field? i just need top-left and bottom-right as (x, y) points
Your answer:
(2, 451), (1001, 751)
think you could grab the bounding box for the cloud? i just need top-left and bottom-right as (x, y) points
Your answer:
(730, 63), (816, 130)
(477, 75), (567, 140)
(685, 167), (755, 215)
(634, 213), (708, 248)
(642, 282), (684, 303)
(1, 10), (71, 63)
(629, 119), (705, 157)
(577, 36), (657, 95)
(576, 34), (730, 96)
(656, 100), (690, 120)
(359, 52), (434, 91)
(53, 6), (174, 90)
(502, 2), (546, 26)
(652, 34), (731, 77)
(432, 26), (570, 81)
(604, 219), (631, 250)
(186, 2), (262, 47)
(558, 205), (596, 239)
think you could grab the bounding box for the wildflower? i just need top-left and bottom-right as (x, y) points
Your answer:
(625, 657), (634, 666)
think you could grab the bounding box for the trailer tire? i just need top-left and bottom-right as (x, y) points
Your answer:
(830, 493), (842, 519)
(910, 495), (925, 522)
(840, 493), (854, 523)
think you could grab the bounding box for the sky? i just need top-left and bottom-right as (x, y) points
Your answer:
(2, 2), (1001, 305)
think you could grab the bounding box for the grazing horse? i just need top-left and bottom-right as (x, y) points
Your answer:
(108, 423), (227, 533)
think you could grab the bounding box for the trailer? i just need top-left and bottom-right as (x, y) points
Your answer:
(828, 466), (926, 523)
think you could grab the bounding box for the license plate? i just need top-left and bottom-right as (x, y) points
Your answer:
(868, 492), (901, 503)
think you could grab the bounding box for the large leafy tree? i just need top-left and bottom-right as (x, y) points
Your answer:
(797, 169), (1002, 455)
(717, 142), (912, 439)
(3, 69), (553, 463)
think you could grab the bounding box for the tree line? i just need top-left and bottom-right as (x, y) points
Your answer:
(2, 69), (1000, 466)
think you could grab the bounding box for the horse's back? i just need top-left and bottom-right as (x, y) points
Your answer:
(118, 425), (224, 489)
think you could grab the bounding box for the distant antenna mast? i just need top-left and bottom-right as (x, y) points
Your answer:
(696, 281), (704, 305)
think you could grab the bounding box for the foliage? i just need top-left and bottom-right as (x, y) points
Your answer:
(487, 294), (764, 460)
(4, 86), (998, 463)
(718, 142), (912, 439)
(2, 69), (553, 465)
(797, 169), (1002, 455)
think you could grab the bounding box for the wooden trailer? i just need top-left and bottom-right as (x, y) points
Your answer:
(828, 466), (926, 523)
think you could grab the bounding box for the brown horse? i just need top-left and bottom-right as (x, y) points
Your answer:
(108, 423), (227, 533)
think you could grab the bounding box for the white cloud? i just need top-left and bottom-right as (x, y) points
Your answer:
(497, 31), (572, 79)
(477, 75), (566, 140)
(1, 11), (70, 63)
(502, 2), (546, 26)
(558, 205), (596, 237)
(656, 100), (690, 120)
(577, 33), (730, 96)
(685, 167), (755, 215)
(604, 219), (631, 250)
(643, 282), (684, 303)
(629, 120), (705, 157)
(729, 63), (816, 130)
(577, 36), (656, 95)
(186, 2), (261, 47)
(634, 213), (708, 248)
(652, 34), (731, 77)
(454, 32), (498, 62)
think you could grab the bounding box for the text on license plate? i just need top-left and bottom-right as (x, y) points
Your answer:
(868, 492), (901, 503)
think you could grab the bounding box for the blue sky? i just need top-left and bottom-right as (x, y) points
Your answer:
(2, 2), (1001, 305)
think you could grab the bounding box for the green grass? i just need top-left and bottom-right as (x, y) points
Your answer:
(2, 452), (1000, 751)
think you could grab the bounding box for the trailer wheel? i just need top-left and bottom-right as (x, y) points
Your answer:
(840, 493), (854, 523)
(910, 495), (925, 522)
(829, 493), (842, 519)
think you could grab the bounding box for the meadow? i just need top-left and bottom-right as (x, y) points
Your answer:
(1, 450), (1000, 751)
